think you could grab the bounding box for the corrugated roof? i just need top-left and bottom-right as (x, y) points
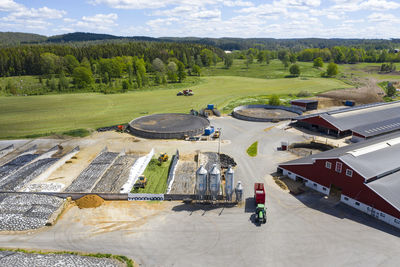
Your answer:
(367, 172), (400, 212)
(280, 132), (400, 179)
(351, 117), (400, 137)
(294, 101), (400, 134)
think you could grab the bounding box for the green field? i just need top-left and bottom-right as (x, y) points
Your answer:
(131, 158), (170, 194)
(203, 59), (323, 79)
(0, 76), (351, 138)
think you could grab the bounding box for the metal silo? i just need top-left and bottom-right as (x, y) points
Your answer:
(235, 181), (243, 202)
(225, 165), (234, 201)
(196, 165), (208, 198)
(209, 164), (221, 199)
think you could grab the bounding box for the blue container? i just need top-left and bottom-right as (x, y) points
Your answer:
(207, 104), (214, 110)
(345, 100), (355, 106)
(204, 126), (215, 136)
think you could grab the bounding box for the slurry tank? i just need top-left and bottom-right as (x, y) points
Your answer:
(196, 165), (208, 197)
(225, 166), (234, 201)
(209, 164), (221, 199)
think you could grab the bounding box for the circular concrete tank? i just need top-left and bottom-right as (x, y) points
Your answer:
(232, 105), (303, 122)
(129, 113), (210, 139)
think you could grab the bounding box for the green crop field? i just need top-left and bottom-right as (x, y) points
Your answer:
(131, 158), (170, 194)
(203, 59), (323, 79)
(0, 75), (351, 138)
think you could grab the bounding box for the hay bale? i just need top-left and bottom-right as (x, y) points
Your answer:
(75, 194), (104, 209)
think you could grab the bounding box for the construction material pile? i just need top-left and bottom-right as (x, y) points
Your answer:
(219, 154), (237, 168)
(75, 194), (104, 209)
(0, 250), (123, 267)
(0, 193), (64, 231)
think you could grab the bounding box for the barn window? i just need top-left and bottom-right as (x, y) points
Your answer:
(355, 202), (360, 206)
(335, 162), (342, 173)
(380, 213), (385, 218)
(344, 197), (349, 201)
(395, 219), (400, 224)
(313, 183), (317, 187)
(323, 187), (327, 191)
(346, 169), (353, 177)
(325, 161), (332, 169)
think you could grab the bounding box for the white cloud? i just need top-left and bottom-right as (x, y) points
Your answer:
(0, 0), (23, 12)
(223, 1), (253, 7)
(71, 13), (119, 32)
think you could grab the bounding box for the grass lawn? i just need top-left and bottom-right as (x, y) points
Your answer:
(247, 141), (258, 157)
(131, 158), (170, 194)
(0, 76), (351, 138)
(338, 62), (400, 80)
(203, 59), (323, 79)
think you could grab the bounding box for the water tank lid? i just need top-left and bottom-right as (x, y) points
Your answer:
(226, 165), (234, 174)
(197, 165), (208, 175)
(210, 164), (220, 175)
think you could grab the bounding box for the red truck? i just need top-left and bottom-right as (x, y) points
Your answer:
(254, 183), (266, 205)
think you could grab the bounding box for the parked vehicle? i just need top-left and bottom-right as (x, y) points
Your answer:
(134, 175), (147, 189)
(254, 183), (265, 205)
(255, 204), (267, 224)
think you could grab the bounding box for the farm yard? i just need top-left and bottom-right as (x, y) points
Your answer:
(0, 75), (351, 139)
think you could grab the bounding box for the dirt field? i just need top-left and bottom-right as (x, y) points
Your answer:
(319, 77), (384, 104)
(235, 108), (298, 119)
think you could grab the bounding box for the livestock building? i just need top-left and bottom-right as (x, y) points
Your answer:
(290, 99), (318, 111)
(293, 101), (400, 141)
(278, 132), (400, 229)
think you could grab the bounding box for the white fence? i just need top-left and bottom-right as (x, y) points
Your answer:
(128, 193), (164, 201)
(166, 150), (179, 194)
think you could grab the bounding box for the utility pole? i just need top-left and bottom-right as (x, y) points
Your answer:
(217, 127), (222, 155)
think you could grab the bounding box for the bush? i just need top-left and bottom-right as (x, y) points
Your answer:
(326, 62), (338, 77)
(296, 90), (311, 97)
(268, 95), (281, 106)
(387, 82), (397, 97)
(289, 64), (300, 77)
(122, 80), (129, 92)
(313, 57), (324, 68)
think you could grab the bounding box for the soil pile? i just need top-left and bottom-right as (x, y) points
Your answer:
(220, 154), (237, 168)
(75, 194), (104, 209)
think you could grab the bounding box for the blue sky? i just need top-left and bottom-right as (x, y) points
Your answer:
(1, 0), (400, 38)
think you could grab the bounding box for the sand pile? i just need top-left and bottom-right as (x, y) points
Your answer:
(75, 194), (104, 209)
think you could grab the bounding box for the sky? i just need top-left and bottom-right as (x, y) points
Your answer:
(0, 0), (400, 38)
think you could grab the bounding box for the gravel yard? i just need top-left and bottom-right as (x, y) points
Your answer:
(64, 151), (119, 193)
(92, 155), (137, 193)
(0, 158), (58, 191)
(0, 154), (39, 181)
(0, 193), (64, 231)
(169, 161), (197, 194)
(0, 250), (124, 267)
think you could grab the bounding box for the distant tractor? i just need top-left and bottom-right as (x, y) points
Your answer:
(134, 175), (147, 189)
(177, 89), (194, 96)
(213, 130), (220, 139)
(117, 125), (125, 132)
(158, 153), (169, 165)
(255, 204), (267, 224)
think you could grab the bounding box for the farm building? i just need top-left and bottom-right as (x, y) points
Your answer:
(290, 99), (318, 111)
(293, 101), (400, 140)
(278, 132), (400, 229)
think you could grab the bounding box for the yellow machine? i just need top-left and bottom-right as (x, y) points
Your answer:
(134, 175), (147, 189)
(158, 153), (169, 164)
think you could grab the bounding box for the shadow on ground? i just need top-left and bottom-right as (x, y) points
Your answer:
(171, 202), (237, 215)
(295, 190), (400, 237)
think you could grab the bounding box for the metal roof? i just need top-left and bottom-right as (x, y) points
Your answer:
(280, 131), (400, 179)
(367, 171), (400, 213)
(294, 101), (400, 133)
(291, 99), (318, 104)
(351, 117), (400, 137)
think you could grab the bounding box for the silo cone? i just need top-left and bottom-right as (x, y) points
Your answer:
(225, 166), (234, 201)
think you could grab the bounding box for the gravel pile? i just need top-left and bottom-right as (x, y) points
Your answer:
(92, 155), (137, 193)
(202, 152), (220, 171)
(0, 158), (58, 191)
(0, 154), (39, 181)
(0, 193), (64, 231)
(65, 152), (119, 192)
(219, 154), (237, 168)
(169, 161), (197, 194)
(0, 250), (124, 267)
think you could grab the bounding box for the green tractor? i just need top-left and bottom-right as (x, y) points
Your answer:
(255, 204), (266, 224)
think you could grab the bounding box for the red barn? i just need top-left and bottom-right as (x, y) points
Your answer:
(278, 132), (400, 229)
(293, 101), (400, 139)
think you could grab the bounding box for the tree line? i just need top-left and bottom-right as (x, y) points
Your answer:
(0, 41), (223, 77)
